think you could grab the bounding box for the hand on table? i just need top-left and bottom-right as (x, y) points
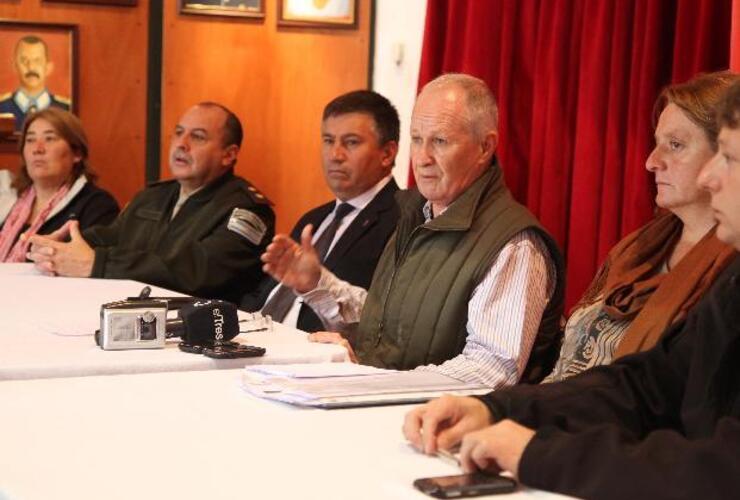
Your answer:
(403, 395), (492, 455)
(308, 331), (357, 363)
(261, 225), (322, 293)
(459, 419), (535, 478)
(27, 220), (94, 277)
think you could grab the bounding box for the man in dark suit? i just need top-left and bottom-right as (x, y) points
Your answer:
(243, 90), (400, 332)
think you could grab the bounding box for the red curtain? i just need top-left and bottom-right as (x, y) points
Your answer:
(733, 0), (740, 70)
(416, 0), (731, 309)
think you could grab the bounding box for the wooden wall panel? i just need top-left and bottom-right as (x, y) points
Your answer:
(161, 0), (371, 233)
(0, 0), (148, 206)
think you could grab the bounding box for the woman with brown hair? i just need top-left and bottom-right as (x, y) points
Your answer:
(545, 70), (738, 382)
(0, 108), (118, 262)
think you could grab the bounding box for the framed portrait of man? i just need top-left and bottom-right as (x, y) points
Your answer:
(278, 0), (357, 28)
(0, 21), (78, 140)
(43, 0), (137, 5)
(179, 0), (265, 19)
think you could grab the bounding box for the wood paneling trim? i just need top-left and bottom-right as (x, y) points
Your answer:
(161, 0), (371, 233)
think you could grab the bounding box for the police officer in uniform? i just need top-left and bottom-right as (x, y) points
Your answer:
(27, 102), (275, 304)
(0, 35), (70, 131)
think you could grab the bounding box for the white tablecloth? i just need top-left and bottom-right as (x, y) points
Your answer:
(0, 369), (573, 500)
(0, 268), (347, 380)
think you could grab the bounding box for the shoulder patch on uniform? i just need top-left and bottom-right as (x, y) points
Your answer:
(228, 208), (267, 245)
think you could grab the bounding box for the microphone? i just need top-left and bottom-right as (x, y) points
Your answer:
(166, 300), (240, 345)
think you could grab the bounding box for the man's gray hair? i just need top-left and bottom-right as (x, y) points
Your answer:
(420, 73), (499, 137)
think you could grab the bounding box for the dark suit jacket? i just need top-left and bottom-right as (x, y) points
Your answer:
(242, 178), (400, 332)
(0, 90), (70, 130)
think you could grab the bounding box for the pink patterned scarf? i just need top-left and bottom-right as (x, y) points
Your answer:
(0, 184), (71, 262)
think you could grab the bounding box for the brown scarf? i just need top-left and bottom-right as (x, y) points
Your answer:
(576, 212), (736, 359)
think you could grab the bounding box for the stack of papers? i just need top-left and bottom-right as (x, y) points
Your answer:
(241, 363), (490, 408)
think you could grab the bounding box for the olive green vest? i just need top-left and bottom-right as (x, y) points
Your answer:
(355, 165), (564, 383)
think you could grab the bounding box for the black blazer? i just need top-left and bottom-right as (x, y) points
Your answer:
(39, 182), (119, 234)
(242, 178), (400, 332)
(0, 180), (119, 237)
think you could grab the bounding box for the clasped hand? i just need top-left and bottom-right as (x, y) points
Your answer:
(26, 220), (94, 277)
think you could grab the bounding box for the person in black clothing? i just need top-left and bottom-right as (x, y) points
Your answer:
(402, 79), (740, 500)
(244, 90), (400, 331)
(26, 102), (274, 304)
(0, 108), (118, 262)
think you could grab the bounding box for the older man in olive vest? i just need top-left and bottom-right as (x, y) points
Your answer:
(262, 73), (564, 386)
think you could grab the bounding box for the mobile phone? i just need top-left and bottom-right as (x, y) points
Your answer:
(413, 472), (517, 498)
(201, 343), (266, 359)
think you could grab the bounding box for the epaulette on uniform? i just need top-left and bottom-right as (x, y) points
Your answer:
(241, 181), (272, 205)
(0, 92), (12, 101)
(54, 95), (72, 106)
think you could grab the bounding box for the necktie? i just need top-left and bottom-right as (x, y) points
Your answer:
(261, 202), (354, 322)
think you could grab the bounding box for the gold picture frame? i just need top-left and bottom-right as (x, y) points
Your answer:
(179, 0), (265, 19)
(0, 20), (78, 147)
(278, 0), (357, 28)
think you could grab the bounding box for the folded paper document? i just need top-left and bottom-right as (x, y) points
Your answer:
(241, 363), (490, 408)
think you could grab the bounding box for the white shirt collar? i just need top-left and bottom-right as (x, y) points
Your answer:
(422, 200), (449, 222)
(45, 175), (88, 221)
(334, 175), (392, 212)
(14, 89), (51, 113)
(171, 185), (204, 219)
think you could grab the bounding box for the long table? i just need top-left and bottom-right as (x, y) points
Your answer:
(0, 268), (347, 380)
(0, 266), (575, 499)
(0, 369), (571, 500)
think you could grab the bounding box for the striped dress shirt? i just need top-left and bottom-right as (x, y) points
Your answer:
(302, 214), (555, 387)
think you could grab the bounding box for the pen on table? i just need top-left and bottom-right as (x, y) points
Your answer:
(410, 430), (460, 466)
(240, 327), (270, 333)
(436, 448), (460, 467)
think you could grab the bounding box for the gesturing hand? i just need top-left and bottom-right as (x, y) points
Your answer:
(261, 224), (323, 293)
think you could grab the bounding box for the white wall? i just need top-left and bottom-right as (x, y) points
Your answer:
(372, 0), (428, 189)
